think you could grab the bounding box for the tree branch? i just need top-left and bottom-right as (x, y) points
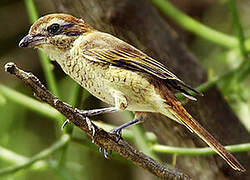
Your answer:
(4, 62), (190, 180)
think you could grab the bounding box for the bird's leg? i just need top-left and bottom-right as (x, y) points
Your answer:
(110, 112), (145, 141)
(99, 115), (139, 159)
(98, 94), (130, 158)
(109, 117), (140, 141)
(61, 107), (118, 131)
(76, 107), (118, 117)
(76, 91), (127, 118)
(71, 100), (121, 134)
(61, 94), (124, 132)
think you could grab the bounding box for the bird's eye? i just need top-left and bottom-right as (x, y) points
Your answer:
(47, 23), (60, 34)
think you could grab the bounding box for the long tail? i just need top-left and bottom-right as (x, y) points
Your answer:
(160, 86), (246, 172)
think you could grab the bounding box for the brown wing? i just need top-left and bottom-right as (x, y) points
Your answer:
(84, 48), (179, 79)
(83, 48), (201, 99)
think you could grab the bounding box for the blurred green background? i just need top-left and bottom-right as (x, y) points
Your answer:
(0, 0), (249, 180)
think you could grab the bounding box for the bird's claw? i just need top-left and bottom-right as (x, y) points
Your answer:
(77, 109), (112, 159)
(99, 147), (112, 159)
(74, 109), (96, 137)
(109, 128), (122, 142)
(61, 119), (70, 131)
(86, 116), (96, 137)
(61, 116), (96, 138)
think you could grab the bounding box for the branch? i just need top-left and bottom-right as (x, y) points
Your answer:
(4, 62), (190, 180)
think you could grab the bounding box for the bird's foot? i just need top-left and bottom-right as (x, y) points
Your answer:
(86, 116), (96, 137)
(109, 128), (123, 142)
(97, 128), (122, 159)
(99, 147), (112, 159)
(61, 114), (96, 138)
(73, 108), (97, 137)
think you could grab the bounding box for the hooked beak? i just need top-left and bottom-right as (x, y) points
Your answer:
(19, 34), (45, 48)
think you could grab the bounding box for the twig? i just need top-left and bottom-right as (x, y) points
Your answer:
(0, 134), (70, 175)
(152, 143), (250, 155)
(227, 0), (248, 57)
(4, 62), (190, 180)
(151, 0), (237, 48)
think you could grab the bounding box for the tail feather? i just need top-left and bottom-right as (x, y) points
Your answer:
(160, 86), (245, 172)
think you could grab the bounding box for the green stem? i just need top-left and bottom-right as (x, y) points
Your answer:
(0, 135), (70, 176)
(24, 0), (38, 23)
(227, 0), (250, 83)
(175, 61), (242, 100)
(0, 146), (49, 170)
(57, 83), (81, 167)
(64, 83), (82, 134)
(238, 60), (250, 81)
(152, 143), (250, 155)
(38, 52), (59, 96)
(0, 147), (28, 164)
(197, 65), (239, 92)
(0, 84), (61, 121)
(151, 0), (238, 48)
(24, 0), (59, 96)
(227, 0), (248, 57)
(0, 93), (6, 105)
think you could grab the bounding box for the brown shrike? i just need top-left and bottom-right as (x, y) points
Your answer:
(19, 13), (245, 172)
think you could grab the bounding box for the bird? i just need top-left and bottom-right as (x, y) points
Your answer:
(19, 13), (245, 172)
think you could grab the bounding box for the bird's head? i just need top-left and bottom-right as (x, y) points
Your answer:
(19, 13), (95, 53)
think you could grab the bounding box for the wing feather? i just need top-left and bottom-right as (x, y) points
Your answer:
(85, 48), (178, 79)
(83, 48), (201, 98)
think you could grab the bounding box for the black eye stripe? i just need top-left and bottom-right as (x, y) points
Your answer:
(47, 23), (61, 34)
(46, 23), (75, 35)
